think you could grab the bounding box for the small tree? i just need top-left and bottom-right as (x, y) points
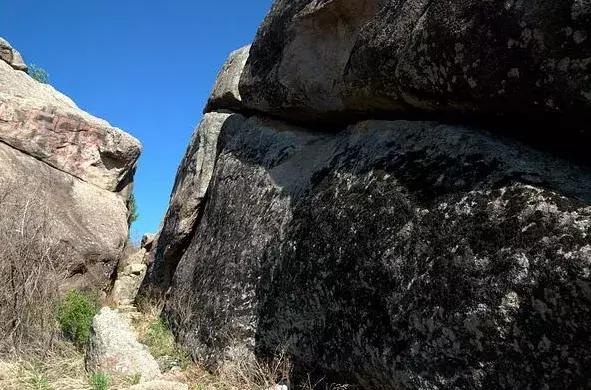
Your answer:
(28, 64), (50, 84)
(128, 193), (139, 225)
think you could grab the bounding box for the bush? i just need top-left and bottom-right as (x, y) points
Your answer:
(28, 64), (50, 84)
(139, 317), (190, 370)
(89, 372), (109, 390)
(56, 290), (99, 348)
(128, 193), (139, 226)
(0, 184), (71, 354)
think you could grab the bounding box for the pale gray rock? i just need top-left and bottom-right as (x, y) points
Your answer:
(205, 45), (250, 112)
(0, 141), (129, 291)
(150, 112), (245, 287)
(141, 233), (156, 251)
(111, 249), (148, 307)
(266, 385), (289, 390)
(86, 307), (161, 381)
(0, 59), (141, 192)
(0, 37), (27, 72)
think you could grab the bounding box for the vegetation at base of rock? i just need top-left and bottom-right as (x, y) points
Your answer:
(0, 186), (71, 354)
(26, 369), (51, 390)
(89, 372), (109, 390)
(57, 290), (100, 348)
(28, 64), (49, 84)
(138, 317), (190, 369)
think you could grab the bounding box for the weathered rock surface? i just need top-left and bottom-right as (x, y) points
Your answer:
(0, 141), (129, 290)
(111, 249), (148, 306)
(163, 114), (591, 388)
(0, 58), (141, 192)
(152, 2), (591, 388)
(87, 308), (161, 381)
(205, 45), (250, 113)
(239, 0), (591, 126)
(151, 112), (244, 288)
(0, 37), (27, 72)
(0, 39), (140, 289)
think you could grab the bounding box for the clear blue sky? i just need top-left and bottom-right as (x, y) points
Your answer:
(0, 0), (272, 240)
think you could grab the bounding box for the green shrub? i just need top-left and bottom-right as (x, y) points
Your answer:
(128, 193), (139, 226)
(89, 372), (109, 390)
(27, 370), (51, 390)
(28, 64), (50, 84)
(139, 318), (190, 369)
(56, 290), (99, 347)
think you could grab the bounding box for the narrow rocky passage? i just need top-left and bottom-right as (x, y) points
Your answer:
(1, 0), (591, 388)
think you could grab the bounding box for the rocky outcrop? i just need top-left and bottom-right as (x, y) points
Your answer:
(0, 38), (27, 72)
(164, 114), (591, 388)
(111, 249), (148, 307)
(150, 2), (591, 389)
(0, 38), (141, 290)
(0, 142), (129, 290)
(205, 45), (250, 113)
(151, 112), (243, 288)
(87, 308), (161, 381)
(0, 59), (141, 192)
(240, 0), (591, 127)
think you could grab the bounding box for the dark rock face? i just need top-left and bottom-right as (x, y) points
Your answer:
(153, 1), (591, 388)
(165, 115), (591, 388)
(240, 0), (591, 127)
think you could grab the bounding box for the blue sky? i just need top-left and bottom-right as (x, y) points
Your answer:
(0, 0), (272, 240)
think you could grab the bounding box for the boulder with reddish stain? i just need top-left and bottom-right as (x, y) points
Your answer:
(0, 58), (141, 192)
(0, 39), (141, 290)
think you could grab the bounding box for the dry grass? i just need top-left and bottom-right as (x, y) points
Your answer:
(133, 302), (295, 390)
(0, 302), (308, 390)
(0, 342), (145, 390)
(0, 342), (87, 390)
(0, 182), (310, 389)
(209, 349), (292, 390)
(0, 183), (72, 355)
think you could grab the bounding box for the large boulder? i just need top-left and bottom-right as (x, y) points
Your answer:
(0, 56), (141, 191)
(151, 2), (591, 388)
(0, 58), (141, 192)
(0, 37), (27, 72)
(0, 40), (140, 290)
(239, 0), (591, 127)
(0, 141), (129, 291)
(87, 308), (161, 381)
(163, 114), (591, 388)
